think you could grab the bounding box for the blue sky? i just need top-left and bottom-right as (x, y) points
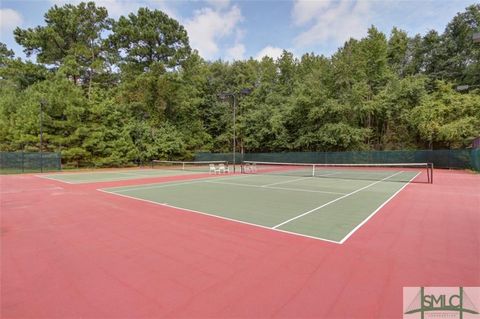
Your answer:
(0, 0), (475, 61)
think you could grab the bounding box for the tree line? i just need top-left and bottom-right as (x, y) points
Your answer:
(0, 2), (479, 167)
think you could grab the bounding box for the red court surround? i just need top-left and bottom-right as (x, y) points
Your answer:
(1, 170), (479, 318)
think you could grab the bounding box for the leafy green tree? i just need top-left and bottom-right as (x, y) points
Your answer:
(410, 82), (480, 148)
(370, 75), (427, 149)
(2, 2), (480, 167)
(5, 74), (87, 155)
(421, 30), (445, 78)
(441, 4), (480, 85)
(387, 27), (409, 76)
(109, 7), (191, 74)
(360, 26), (391, 95)
(14, 1), (112, 92)
(0, 42), (14, 67)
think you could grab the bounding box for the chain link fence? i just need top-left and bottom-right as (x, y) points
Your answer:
(0, 152), (62, 174)
(196, 149), (480, 172)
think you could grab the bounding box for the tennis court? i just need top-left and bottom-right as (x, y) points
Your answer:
(100, 163), (424, 243)
(39, 161), (228, 184)
(3, 160), (478, 318)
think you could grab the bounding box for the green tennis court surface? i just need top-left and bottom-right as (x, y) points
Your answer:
(40, 168), (208, 184)
(101, 170), (419, 243)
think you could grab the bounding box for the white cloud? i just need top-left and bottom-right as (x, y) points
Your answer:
(292, 0), (330, 26)
(0, 9), (23, 35)
(184, 5), (243, 59)
(226, 43), (245, 60)
(226, 28), (246, 60)
(255, 46), (284, 60)
(292, 0), (371, 48)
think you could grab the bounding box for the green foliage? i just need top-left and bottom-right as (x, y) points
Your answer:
(1, 2), (479, 166)
(109, 7), (191, 73)
(410, 82), (480, 148)
(387, 28), (409, 76)
(14, 1), (112, 90)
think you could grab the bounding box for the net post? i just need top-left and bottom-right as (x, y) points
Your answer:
(312, 164), (315, 177)
(430, 163), (434, 184)
(428, 163), (431, 184)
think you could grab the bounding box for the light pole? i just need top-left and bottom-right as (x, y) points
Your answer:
(473, 32), (480, 43)
(456, 84), (480, 91)
(218, 88), (253, 173)
(40, 99), (45, 172)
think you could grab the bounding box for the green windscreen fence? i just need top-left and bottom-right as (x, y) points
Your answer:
(196, 149), (480, 171)
(472, 148), (480, 172)
(0, 152), (62, 174)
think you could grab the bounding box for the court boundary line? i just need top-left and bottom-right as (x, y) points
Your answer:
(40, 168), (156, 177)
(245, 172), (413, 184)
(338, 172), (420, 243)
(97, 188), (341, 244)
(35, 174), (76, 184)
(205, 180), (347, 195)
(105, 174), (253, 192)
(35, 171), (156, 184)
(272, 171), (404, 229)
(35, 169), (216, 185)
(97, 170), (420, 244)
(261, 176), (311, 187)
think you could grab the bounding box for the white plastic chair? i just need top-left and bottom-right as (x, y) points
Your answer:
(209, 163), (218, 174)
(244, 163), (256, 174)
(218, 163), (229, 174)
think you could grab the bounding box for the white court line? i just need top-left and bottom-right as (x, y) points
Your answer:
(105, 174), (256, 192)
(272, 171), (405, 229)
(98, 170), (418, 244)
(205, 180), (346, 195)
(261, 176), (312, 187)
(112, 179), (206, 192)
(315, 172), (341, 177)
(35, 174), (76, 184)
(68, 171), (156, 182)
(36, 171), (148, 184)
(108, 172), (154, 177)
(251, 172), (401, 184)
(38, 174), (144, 185)
(37, 168), (193, 182)
(39, 169), (216, 185)
(338, 172), (420, 243)
(97, 188), (341, 244)
(42, 169), (154, 177)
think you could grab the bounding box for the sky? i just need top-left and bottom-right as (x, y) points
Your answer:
(0, 0), (475, 62)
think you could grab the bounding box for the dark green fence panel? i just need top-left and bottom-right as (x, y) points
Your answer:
(196, 149), (479, 171)
(0, 152), (61, 174)
(195, 152), (233, 163)
(472, 149), (480, 172)
(245, 152), (319, 163)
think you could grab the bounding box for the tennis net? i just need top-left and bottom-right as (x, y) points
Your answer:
(242, 161), (433, 183)
(151, 160), (229, 173)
